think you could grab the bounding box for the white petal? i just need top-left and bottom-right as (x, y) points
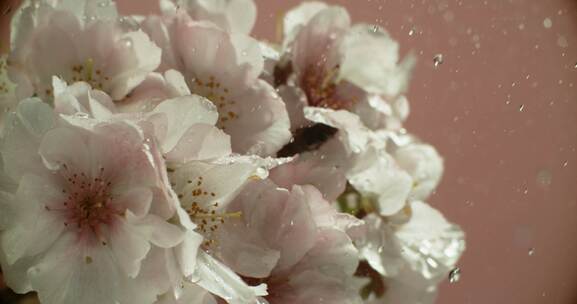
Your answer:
(338, 24), (415, 96)
(192, 250), (267, 304)
(179, 0), (257, 34)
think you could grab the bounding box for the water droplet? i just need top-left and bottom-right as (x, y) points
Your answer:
(448, 267), (461, 283)
(518, 104), (525, 112)
(562, 161), (568, 167)
(536, 169), (552, 186)
(543, 18), (552, 29)
(433, 54), (444, 68)
(528, 248), (535, 256)
(408, 28), (415, 36)
(574, 62), (577, 69)
(371, 25), (379, 33)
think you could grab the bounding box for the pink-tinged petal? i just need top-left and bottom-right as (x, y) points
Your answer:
(276, 85), (310, 132)
(175, 230), (203, 277)
(104, 30), (162, 100)
(170, 160), (258, 212)
(166, 123), (231, 162)
(192, 250), (267, 304)
(38, 126), (92, 174)
(394, 142), (444, 201)
(119, 70), (191, 112)
(269, 156), (346, 201)
(217, 180), (285, 278)
(127, 213), (185, 249)
(28, 234), (157, 304)
(0, 250), (36, 293)
(217, 229), (281, 278)
(282, 1), (329, 40)
(177, 0), (257, 34)
(266, 185), (318, 274)
(338, 24), (415, 97)
(137, 247), (183, 298)
(13, 10), (83, 98)
(220, 80), (291, 155)
(112, 187), (152, 218)
(147, 95), (220, 154)
(106, 215), (151, 278)
(291, 6), (350, 76)
(1, 174), (66, 265)
(141, 15), (180, 72)
(2, 99), (56, 181)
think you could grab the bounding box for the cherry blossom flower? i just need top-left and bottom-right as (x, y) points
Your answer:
(142, 9), (291, 156)
(0, 99), (186, 304)
(8, 0), (161, 101)
(275, 2), (414, 131)
(207, 177), (363, 304)
(357, 201), (465, 303)
(304, 107), (413, 216)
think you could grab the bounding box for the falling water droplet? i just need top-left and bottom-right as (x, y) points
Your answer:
(543, 18), (552, 29)
(528, 248), (535, 256)
(371, 25), (379, 33)
(408, 27), (415, 36)
(448, 267), (461, 283)
(562, 161), (568, 167)
(433, 54), (444, 68)
(573, 62), (577, 69)
(518, 104), (525, 112)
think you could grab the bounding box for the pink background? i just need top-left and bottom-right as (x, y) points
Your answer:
(1, 0), (577, 303)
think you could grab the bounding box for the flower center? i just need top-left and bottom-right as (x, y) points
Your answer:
(301, 64), (353, 109)
(69, 58), (110, 92)
(189, 75), (239, 129)
(47, 164), (122, 243)
(168, 172), (242, 247)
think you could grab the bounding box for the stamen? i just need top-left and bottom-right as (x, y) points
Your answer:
(85, 58), (94, 82)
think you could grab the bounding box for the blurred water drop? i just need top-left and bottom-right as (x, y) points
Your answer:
(536, 169), (552, 186)
(433, 54), (444, 68)
(562, 161), (568, 167)
(518, 104), (525, 112)
(448, 267), (461, 283)
(528, 248), (535, 256)
(408, 28), (415, 36)
(371, 25), (379, 33)
(543, 18), (552, 29)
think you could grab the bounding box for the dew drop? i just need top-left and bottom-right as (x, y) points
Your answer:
(528, 248), (535, 256)
(543, 18), (552, 29)
(518, 104), (525, 112)
(433, 54), (444, 68)
(448, 267), (461, 283)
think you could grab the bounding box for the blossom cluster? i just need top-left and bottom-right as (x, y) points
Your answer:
(0, 0), (465, 303)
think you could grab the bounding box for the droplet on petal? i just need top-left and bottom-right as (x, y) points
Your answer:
(448, 267), (461, 283)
